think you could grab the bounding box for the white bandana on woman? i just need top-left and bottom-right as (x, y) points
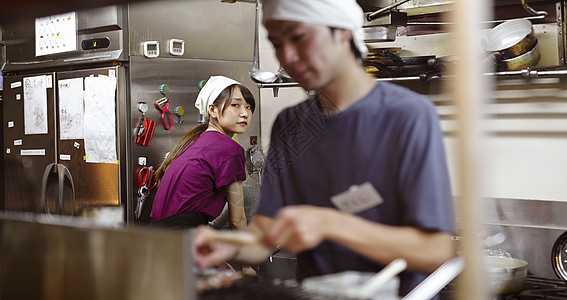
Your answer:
(194, 76), (241, 118)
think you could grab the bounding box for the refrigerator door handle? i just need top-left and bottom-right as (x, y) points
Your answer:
(57, 164), (76, 216)
(41, 163), (58, 215)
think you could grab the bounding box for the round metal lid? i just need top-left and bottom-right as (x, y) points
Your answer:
(551, 231), (567, 280)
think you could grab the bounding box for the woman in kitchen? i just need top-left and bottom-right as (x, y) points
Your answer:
(194, 0), (456, 297)
(150, 75), (255, 232)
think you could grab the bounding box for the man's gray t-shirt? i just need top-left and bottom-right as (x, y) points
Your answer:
(256, 82), (455, 296)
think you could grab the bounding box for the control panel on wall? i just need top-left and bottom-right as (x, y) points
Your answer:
(141, 41), (159, 58)
(82, 37), (111, 50)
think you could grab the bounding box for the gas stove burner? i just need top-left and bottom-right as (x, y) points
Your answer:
(510, 289), (567, 299)
(441, 276), (567, 300)
(503, 276), (567, 300)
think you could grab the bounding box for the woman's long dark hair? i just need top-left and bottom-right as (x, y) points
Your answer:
(155, 84), (255, 183)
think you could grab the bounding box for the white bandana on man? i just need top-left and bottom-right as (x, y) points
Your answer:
(261, 0), (368, 57)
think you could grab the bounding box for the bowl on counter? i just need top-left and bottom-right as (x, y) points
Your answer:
(483, 256), (528, 294)
(302, 271), (399, 300)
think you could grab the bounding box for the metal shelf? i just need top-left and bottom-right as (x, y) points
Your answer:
(486, 69), (567, 78)
(257, 75), (434, 88)
(258, 68), (567, 97)
(257, 76), (442, 97)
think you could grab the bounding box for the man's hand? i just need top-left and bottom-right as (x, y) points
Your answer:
(263, 206), (338, 253)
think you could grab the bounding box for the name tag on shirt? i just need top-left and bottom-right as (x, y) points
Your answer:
(330, 182), (383, 214)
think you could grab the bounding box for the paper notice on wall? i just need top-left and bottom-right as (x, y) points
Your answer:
(23, 75), (48, 135)
(58, 78), (84, 140)
(35, 12), (77, 56)
(83, 76), (117, 163)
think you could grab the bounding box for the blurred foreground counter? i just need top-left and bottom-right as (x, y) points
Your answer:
(0, 213), (380, 300)
(0, 213), (195, 300)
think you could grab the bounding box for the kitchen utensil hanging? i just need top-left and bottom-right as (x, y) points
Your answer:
(135, 102), (156, 146)
(155, 97), (173, 130)
(135, 166), (156, 219)
(277, 66), (292, 82)
(249, 0), (277, 84)
(136, 117), (156, 146)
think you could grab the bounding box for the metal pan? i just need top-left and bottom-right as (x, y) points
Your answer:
(483, 256), (528, 294)
(481, 19), (537, 60)
(371, 55), (436, 66)
(363, 60), (435, 77)
(497, 40), (540, 71)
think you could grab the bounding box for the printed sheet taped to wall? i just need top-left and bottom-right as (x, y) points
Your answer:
(23, 75), (48, 135)
(58, 77), (84, 140)
(84, 76), (117, 163)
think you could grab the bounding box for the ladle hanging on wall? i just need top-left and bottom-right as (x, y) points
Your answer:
(249, 0), (278, 84)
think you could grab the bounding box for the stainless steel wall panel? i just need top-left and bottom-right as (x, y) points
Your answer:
(483, 224), (565, 279)
(128, 0), (254, 61)
(76, 5), (124, 32)
(482, 198), (567, 229)
(465, 198), (567, 279)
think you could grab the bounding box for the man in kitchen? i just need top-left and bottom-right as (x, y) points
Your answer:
(194, 0), (456, 296)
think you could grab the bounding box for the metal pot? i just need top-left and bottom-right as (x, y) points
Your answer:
(481, 19), (537, 60)
(497, 40), (540, 71)
(483, 256), (528, 294)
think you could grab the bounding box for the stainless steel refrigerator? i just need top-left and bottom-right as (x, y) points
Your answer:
(1, 5), (128, 216)
(1, 1), (260, 224)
